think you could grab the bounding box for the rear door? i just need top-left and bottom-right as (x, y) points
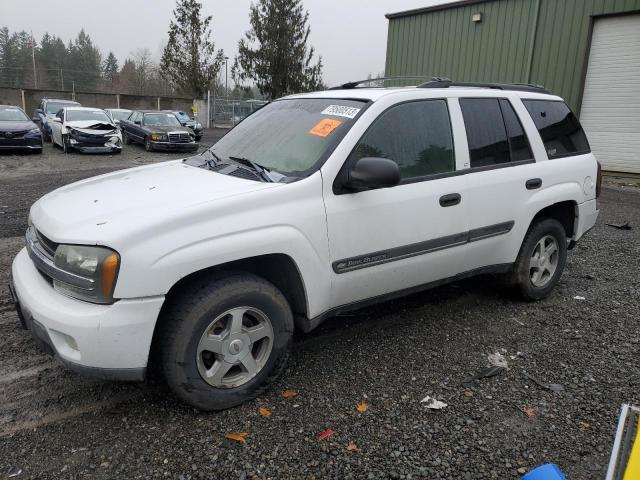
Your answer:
(323, 98), (470, 308)
(457, 96), (539, 270)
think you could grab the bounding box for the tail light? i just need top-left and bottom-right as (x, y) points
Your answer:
(596, 160), (602, 198)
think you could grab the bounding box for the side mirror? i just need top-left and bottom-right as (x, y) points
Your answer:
(134, 120), (141, 125)
(344, 157), (401, 192)
(52, 117), (62, 123)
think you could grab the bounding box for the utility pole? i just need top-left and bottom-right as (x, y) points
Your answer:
(30, 32), (37, 89)
(224, 56), (229, 98)
(60, 69), (64, 90)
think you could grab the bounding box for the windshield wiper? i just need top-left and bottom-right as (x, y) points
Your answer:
(228, 156), (275, 183)
(199, 149), (224, 169)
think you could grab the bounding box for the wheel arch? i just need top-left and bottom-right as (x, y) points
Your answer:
(157, 252), (309, 328)
(529, 200), (578, 238)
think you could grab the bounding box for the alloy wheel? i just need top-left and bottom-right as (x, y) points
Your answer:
(196, 307), (274, 388)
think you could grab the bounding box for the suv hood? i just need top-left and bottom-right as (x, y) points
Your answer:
(31, 160), (278, 244)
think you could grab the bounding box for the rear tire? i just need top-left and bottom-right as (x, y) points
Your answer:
(509, 218), (567, 301)
(158, 273), (294, 411)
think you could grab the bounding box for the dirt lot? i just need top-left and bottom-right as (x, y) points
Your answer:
(0, 138), (639, 479)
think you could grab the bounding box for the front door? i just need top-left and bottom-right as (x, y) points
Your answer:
(323, 98), (469, 308)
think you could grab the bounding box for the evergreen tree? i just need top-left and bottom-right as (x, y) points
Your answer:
(103, 51), (119, 82)
(233, 0), (323, 100)
(68, 29), (102, 90)
(160, 0), (224, 97)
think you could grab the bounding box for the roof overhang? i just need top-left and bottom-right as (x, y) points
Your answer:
(386, 0), (491, 20)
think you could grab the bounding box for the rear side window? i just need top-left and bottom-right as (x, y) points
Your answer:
(499, 99), (533, 162)
(349, 99), (455, 180)
(460, 98), (533, 168)
(523, 100), (590, 158)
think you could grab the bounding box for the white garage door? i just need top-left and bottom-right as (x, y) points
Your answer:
(580, 14), (640, 173)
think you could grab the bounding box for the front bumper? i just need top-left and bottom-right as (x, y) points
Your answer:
(11, 248), (164, 381)
(0, 136), (43, 150)
(75, 145), (122, 153)
(150, 141), (199, 152)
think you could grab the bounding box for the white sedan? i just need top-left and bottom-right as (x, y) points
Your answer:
(51, 107), (122, 153)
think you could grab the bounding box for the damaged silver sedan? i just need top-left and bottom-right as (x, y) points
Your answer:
(50, 107), (122, 154)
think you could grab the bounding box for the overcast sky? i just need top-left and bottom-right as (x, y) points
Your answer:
(2, 0), (446, 86)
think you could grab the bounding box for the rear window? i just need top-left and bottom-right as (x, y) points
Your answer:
(523, 100), (590, 158)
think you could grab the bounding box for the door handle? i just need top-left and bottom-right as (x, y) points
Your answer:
(526, 178), (542, 190)
(439, 193), (461, 207)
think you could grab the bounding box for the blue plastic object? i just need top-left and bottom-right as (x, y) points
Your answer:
(522, 464), (567, 480)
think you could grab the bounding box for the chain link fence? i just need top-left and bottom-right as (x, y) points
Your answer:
(209, 96), (268, 128)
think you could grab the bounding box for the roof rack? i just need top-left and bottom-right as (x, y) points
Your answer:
(329, 76), (429, 90)
(418, 78), (549, 93)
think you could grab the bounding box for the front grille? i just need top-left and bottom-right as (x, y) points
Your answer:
(168, 132), (191, 143)
(35, 229), (58, 258)
(0, 130), (31, 146)
(73, 132), (114, 146)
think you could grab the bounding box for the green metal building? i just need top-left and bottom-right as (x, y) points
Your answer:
(385, 0), (640, 173)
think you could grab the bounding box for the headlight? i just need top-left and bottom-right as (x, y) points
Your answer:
(151, 133), (167, 141)
(67, 128), (79, 136)
(28, 128), (41, 135)
(53, 245), (120, 304)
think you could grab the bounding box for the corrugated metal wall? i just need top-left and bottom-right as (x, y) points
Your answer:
(385, 0), (640, 112)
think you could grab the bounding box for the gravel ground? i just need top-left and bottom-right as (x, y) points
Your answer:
(0, 139), (639, 479)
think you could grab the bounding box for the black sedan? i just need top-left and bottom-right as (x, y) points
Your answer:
(172, 110), (203, 141)
(0, 105), (43, 153)
(120, 110), (199, 152)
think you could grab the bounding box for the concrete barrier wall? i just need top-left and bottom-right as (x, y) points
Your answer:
(0, 87), (194, 116)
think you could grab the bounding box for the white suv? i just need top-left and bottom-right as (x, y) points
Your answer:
(10, 80), (600, 410)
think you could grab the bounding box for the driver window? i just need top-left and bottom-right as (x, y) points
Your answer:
(348, 99), (455, 181)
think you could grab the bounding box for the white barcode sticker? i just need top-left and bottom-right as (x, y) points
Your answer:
(321, 105), (361, 119)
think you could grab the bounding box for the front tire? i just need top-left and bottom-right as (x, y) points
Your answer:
(510, 218), (567, 301)
(122, 131), (131, 145)
(62, 135), (70, 153)
(145, 136), (153, 152)
(158, 273), (294, 411)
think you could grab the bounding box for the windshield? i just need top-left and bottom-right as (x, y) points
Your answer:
(66, 110), (111, 123)
(210, 98), (366, 175)
(46, 102), (78, 114)
(175, 111), (191, 121)
(144, 113), (181, 126)
(110, 110), (131, 121)
(0, 107), (29, 122)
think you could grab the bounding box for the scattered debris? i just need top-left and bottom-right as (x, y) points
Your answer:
(579, 421), (590, 430)
(258, 406), (272, 417)
(225, 432), (248, 444)
(488, 352), (509, 369)
(356, 402), (368, 413)
(318, 428), (334, 440)
(281, 390), (298, 398)
(522, 406), (536, 418)
(346, 442), (359, 452)
(517, 467), (527, 474)
(7, 467), (22, 478)
(606, 221), (632, 230)
(573, 295), (586, 301)
(420, 396), (448, 410)
(461, 366), (506, 387)
(523, 372), (564, 393)
(463, 389), (474, 398)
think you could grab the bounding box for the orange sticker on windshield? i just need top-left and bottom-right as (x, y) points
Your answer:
(309, 118), (342, 137)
